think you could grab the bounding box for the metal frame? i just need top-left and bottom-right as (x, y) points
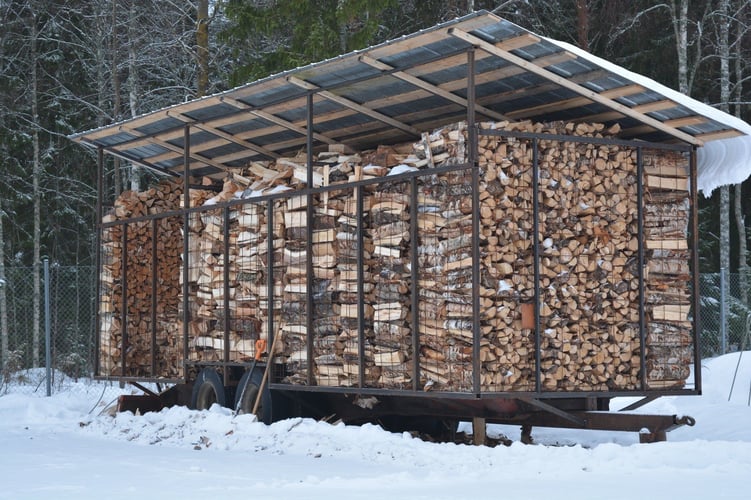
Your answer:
(94, 129), (701, 402)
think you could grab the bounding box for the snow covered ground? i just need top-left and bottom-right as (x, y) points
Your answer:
(2, 353), (750, 500)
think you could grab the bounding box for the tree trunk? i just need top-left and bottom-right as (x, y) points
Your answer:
(196, 0), (209, 98)
(0, 202), (8, 369)
(31, 13), (41, 369)
(126, 0), (140, 191)
(671, 0), (689, 94)
(576, 0), (589, 51)
(733, 1), (749, 309)
(111, 0), (123, 196)
(718, 0), (731, 346)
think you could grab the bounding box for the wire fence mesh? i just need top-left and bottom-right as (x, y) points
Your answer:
(1, 264), (749, 395)
(1, 263), (96, 395)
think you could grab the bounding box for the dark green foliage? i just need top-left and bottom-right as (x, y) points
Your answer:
(221, 0), (397, 84)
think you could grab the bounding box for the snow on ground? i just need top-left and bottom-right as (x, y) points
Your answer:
(2, 353), (751, 500)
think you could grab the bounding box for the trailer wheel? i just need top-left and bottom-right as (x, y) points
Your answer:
(190, 369), (226, 410)
(234, 367), (272, 423)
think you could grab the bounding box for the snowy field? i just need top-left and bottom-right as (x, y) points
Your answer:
(1, 353), (750, 500)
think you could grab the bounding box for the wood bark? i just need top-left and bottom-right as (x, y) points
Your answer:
(100, 119), (694, 391)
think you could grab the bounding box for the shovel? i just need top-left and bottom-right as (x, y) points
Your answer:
(234, 338), (267, 416)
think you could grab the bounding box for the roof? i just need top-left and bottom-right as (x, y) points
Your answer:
(69, 10), (751, 194)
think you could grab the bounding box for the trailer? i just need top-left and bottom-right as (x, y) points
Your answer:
(70, 11), (751, 443)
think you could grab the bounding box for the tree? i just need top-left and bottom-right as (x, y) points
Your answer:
(221, 0), (396, 84)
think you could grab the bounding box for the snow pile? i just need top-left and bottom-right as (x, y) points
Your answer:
(2, 354), (751, 499)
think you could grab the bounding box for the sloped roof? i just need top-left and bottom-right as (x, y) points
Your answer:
(69, 10), (751, 193)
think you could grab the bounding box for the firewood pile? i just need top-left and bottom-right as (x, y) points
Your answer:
(99, 118), (693, 392)
(99, 180), (184, 376)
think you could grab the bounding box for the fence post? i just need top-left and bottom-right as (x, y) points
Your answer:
(720, 267), (728, 355)
(44, 258), (51, 397)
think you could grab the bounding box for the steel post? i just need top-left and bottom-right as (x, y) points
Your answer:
(44, 258), (51, 397)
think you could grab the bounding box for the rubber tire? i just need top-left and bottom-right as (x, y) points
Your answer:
(190, 369), (227, 410)
(234, 368), (272, 423)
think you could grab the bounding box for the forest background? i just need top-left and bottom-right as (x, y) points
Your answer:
(1, 0), (750, 369)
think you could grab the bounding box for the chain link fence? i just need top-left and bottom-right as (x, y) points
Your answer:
(1, 263), (96, 395)
(699, 271), (751, 358)
(1, 264), (749, 395)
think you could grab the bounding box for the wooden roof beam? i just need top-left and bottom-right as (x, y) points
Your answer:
(506, 84), (644, 119)
(449, 28), (703, 146)
(220, 96), (339, 146)
(118, 125), (229, 173)
(167, 111), (280, 160)
(287, 75), (422, 137)
(359, 55), (510, 121)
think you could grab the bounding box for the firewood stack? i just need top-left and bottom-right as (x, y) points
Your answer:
(100, 118), (694, 392)
(642, 149), (693, 388)
(334, 184), (378, 386)
(370, 184), (413, 388)
(99, 180), (183, 376)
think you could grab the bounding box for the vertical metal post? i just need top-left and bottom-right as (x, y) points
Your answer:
(410, 177), (420, 390)
(720, 267), (728, 355)
(266, 199), (275, 376)
(44, 258), (51, 397)
(356, 185), (365, 388)
(306, 92), (315, 387)
(690, 147), (702, 392)
(94, 147), (104, 377)
(532, 138), (541, 393)
(182, 125), (191, 380)
(467, 48), (481, 395)
(121, 223), (128, 378)
(637, 147), (647, 391)
(223, 206), (231, 383)
(151, 219), (158, 377)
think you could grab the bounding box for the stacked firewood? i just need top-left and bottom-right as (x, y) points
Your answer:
(642, 149), (693, 388)
(370, 184), (413, 388)
(99, 180), (183, 376)
(101, 118), (694, 392)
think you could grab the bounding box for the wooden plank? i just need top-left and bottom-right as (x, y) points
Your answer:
(696, 129), (745, 141)
(646, 175), (689, 191)
(449, 28), (703, 146)
(221, 96), (339, 146)
(646, 239), (688, 250)
(663, 115), (708, 128)
(359, 55), (509, 121)
(633, 99), (678, 113)
(652, 304), (690, 322)
(287, 76), (422, 137)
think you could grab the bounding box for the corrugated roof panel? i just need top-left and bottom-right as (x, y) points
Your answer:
(122, 143), (170, 160)
(134, 117), (184, 136)
(200, 143), (247, 160)
(238, 82), (306, 108)
(275, 99), (345, 123)
(93, 131), (139, 148)
(68, 10), (751, 186)
(182, 102), (239, 122)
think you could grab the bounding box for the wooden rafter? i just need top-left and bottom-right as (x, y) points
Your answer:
(287, 75), (422, 136)
(506, 84), (645, 120)
(359, 55), (509, 121)
(167, 111), (280, 160)
(449, 28), (703, 146)
(119, 125), (227, 172)
(220, 96), (339, 145)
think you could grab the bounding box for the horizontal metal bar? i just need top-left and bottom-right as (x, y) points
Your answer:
(268, 382), (699, 400)
(478, 127), (692, 151)
(100, 161), (474, 228)
(517, 397), (587, 426)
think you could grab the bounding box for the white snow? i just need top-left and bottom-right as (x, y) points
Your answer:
(547, 38), (751, 195)
(2, 353), (751, 499)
